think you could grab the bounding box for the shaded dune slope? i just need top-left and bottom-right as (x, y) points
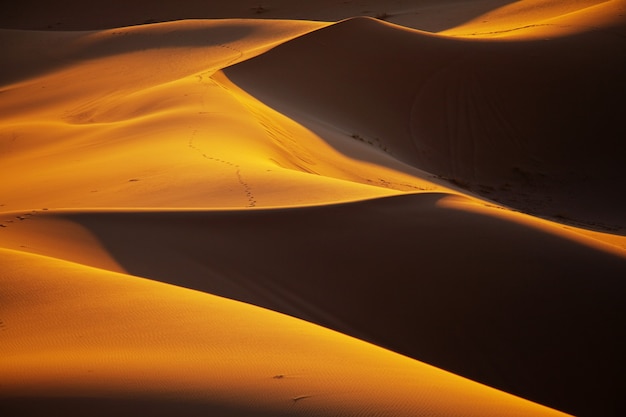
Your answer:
(0, 0), (520, 31)
(2, 20), (438, 212)
(2, 4), (626, 417)
(4, 194), (624, 417)
(1, 246), (570, 417)
(0, 19), (328, 88)
(224, 16), (626, 229)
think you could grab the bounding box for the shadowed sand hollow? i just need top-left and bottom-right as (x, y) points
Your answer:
(1, 1), (625, 417)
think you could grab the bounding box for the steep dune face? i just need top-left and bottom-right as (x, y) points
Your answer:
(2, 247), (572, 417)
(1, 195), (624, 417)
(1, 20), (444, 212)
(224, 15), (626, 229)
(2, 2), (626, 417)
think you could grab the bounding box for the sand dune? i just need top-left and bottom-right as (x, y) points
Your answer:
(224, 13), (626, 229)
(1, 1), (625, 417)
(1, 0), (524, 31)
(1, 19), (449, 211)
(1, 195), (624, 417)
(1, 245), (573, 417)
(441, 0), (626, 38)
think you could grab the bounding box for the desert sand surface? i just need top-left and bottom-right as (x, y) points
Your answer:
(1, 1), (625, 417)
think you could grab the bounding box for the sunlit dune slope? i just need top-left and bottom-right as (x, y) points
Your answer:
(0, 19), (328, 86)
(0, 19), (448, 212)
(1, 2), (626, 417)
(224, 14), (626, 229)
(441, 0), (626, 38)
(1, 194), (624, 417)
(0, 247), (571, 417)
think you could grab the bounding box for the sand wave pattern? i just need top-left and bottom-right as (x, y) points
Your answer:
(1, 2), (625, 417)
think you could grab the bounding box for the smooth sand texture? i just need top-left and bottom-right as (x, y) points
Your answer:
(1, 246), (574, 417)
(0, 0), (524, 31)
(224, 13), (626, 229)
(1, 1), (625, 417)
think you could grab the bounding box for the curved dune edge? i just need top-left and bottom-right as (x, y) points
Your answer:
(1, 193), (624, 417)
(1, 247), (570, 417)
(2, 0), (622, 33)
(440, 0), (626, 38)
(0, 19), (449, 213)
(1, 2), (625, 417)
(223, 12), (626, 231)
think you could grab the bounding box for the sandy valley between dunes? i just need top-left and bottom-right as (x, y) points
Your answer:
(1, 1), (625, 416)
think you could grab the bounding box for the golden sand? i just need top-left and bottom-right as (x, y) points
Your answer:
(2, 1), (625, 416)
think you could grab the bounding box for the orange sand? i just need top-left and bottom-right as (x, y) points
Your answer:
(1, 1), (625, 416)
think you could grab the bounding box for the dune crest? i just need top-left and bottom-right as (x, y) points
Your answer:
(1, 247), (572, 417)
(1, 20), (450, 212)
(225, 14), (626, 230)
(441, 0), (626, 38)
(1, 194), (625, 416)
(1, 2), (625, 417)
